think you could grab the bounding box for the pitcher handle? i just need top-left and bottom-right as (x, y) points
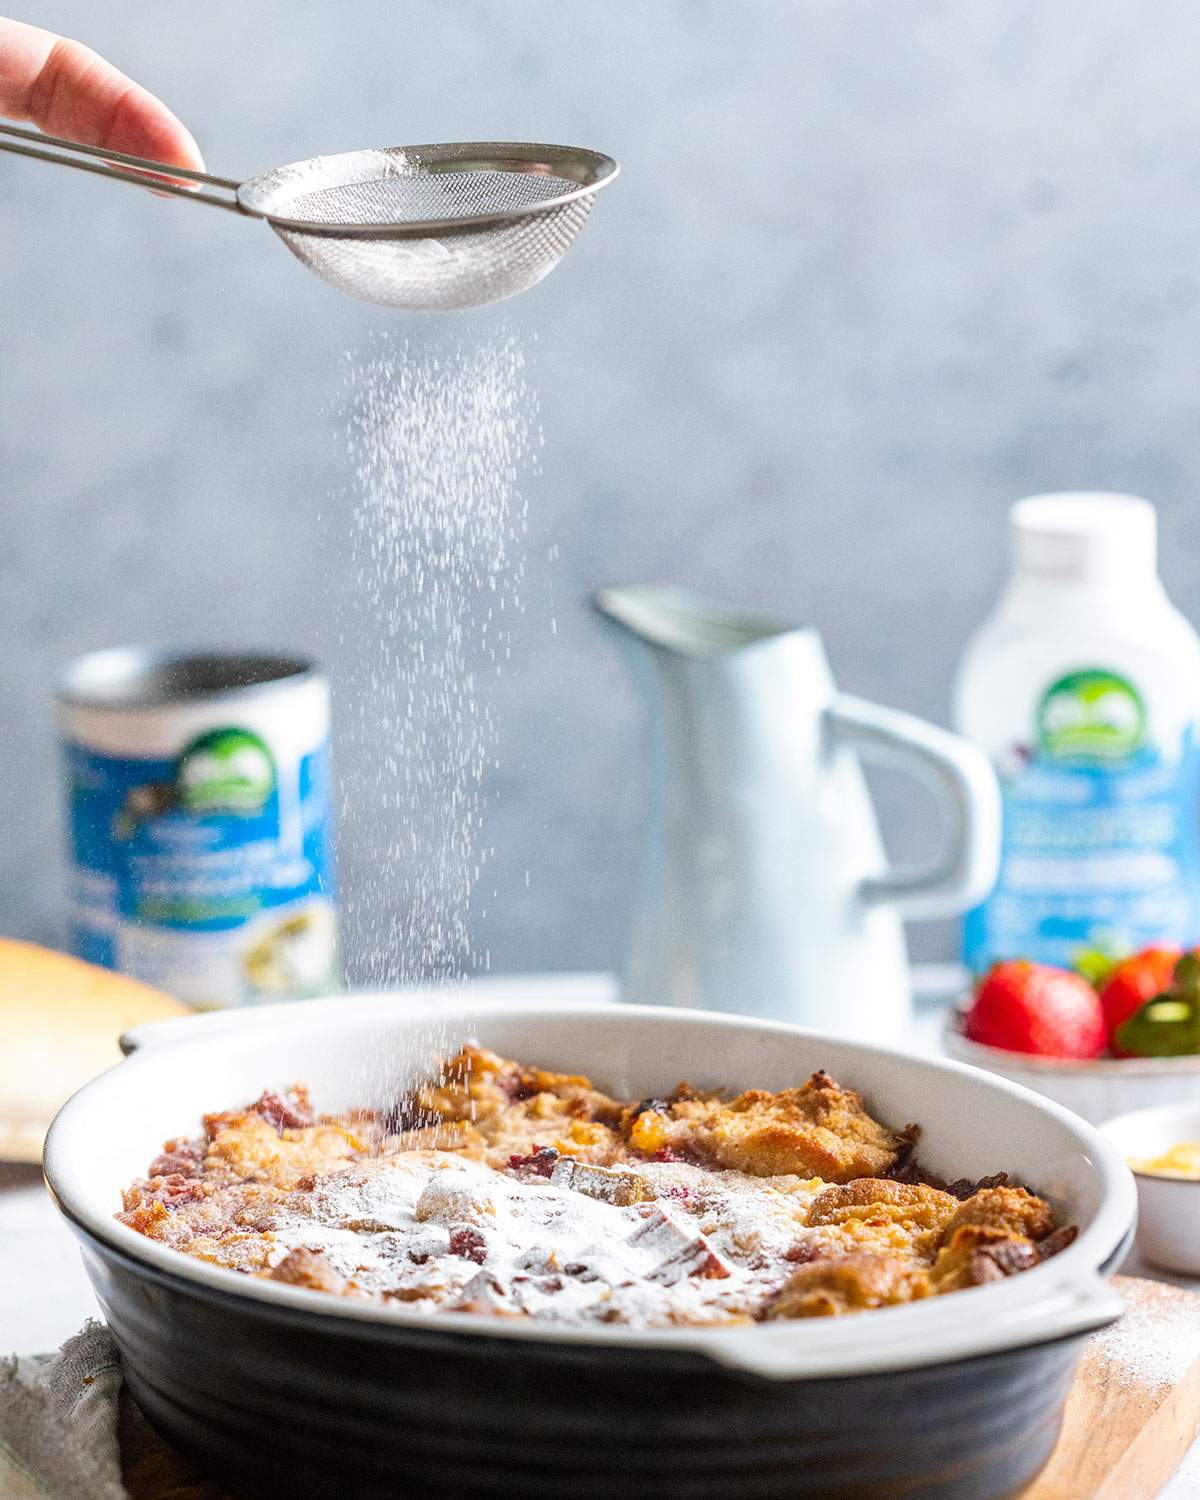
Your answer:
(827, 694), (1001, 920)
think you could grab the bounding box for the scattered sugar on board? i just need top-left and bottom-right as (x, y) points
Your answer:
(1086, 1279), (1200, 1396)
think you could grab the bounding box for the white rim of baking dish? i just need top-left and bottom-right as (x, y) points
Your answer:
(45, 996), (1135, 1381)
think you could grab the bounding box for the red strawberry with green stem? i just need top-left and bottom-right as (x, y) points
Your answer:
(1100, 947), (1181, 1053)
(1114, 952), (1200, 1058)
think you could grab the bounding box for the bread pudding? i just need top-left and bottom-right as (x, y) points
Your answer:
(117, 1046), (1076, 1326)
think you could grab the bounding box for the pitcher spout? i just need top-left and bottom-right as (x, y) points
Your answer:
(592, 584), (794, 658)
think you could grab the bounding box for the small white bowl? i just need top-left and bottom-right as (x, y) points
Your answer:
(1100, 1103), (1200, 1275)
(943, 1011), (1200, 1125)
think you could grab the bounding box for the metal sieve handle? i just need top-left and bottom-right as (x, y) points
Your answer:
(0, 120), (245, 211)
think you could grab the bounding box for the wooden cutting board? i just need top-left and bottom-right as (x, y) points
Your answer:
(1022, 1275), (1200, 1499)
(117, 1274), (1200, 1500)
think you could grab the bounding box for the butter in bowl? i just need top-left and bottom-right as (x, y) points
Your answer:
(1101, 1103), (1200, 1276)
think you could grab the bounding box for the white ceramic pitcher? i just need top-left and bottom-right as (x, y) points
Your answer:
(595, 585), (1001, 1042)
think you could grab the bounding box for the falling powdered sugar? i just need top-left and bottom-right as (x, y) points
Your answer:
(337, 331), (536, 997)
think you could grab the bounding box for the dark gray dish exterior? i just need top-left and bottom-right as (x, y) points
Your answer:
(73, 1218), (1133, 1500)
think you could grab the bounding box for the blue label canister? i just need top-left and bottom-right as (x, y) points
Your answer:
(58, 649), (339, 1008)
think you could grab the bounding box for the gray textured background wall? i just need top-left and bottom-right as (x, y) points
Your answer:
(5, 0), (1200, 983)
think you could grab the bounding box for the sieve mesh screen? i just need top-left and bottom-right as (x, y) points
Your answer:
(237, 148), (608, 310)
(277, 169), (581, 227)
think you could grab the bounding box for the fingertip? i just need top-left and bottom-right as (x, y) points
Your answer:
(106, 87), (205, 172)
(19, 34), (203, 170)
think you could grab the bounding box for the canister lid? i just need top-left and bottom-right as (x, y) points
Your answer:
(1010, 492), (1157, 584)
(58, 648), (318, 709)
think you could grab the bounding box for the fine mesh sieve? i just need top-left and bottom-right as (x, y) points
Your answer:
(0, 127), (618, 311)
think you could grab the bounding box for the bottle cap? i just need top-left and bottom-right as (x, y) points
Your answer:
(1011, 492), (1157, 583)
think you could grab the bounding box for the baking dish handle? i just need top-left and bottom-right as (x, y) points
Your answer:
(689, 1273), (1125, 1381)
(121, 1019), (176, 1055)
(119, 994), (371, 1054)
(119, 1007), (280, 1055)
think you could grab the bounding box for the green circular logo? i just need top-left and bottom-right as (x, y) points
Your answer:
(177, 728), (275, 815)
(1036, 669), (1146, 762)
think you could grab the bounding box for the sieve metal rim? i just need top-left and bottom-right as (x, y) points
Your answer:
(236, 141), (619, 240)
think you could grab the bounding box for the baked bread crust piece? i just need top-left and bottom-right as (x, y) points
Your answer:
(0, 938), (185, 1162)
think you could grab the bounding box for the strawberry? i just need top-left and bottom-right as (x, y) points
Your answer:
(1101, 947), (1181, 1052)
(964, 960), (1107, 1059)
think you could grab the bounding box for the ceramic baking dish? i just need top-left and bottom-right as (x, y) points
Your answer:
(44, 994), (1137, 1500)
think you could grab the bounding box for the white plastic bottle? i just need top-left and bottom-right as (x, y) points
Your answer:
(954, 492), (1200, 975)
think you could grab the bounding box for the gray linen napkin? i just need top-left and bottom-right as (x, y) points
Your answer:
(0, 1322), (126, 1500)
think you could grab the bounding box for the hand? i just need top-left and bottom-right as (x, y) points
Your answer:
(0, 16), (201, 169)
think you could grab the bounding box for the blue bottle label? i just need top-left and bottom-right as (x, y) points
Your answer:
(964, 668), (1200, 973)
(65, 725), (338, 1005)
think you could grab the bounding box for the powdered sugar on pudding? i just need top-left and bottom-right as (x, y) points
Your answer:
(118, 1046), (1077, 1326)
(268, 1152), (824, 1324)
